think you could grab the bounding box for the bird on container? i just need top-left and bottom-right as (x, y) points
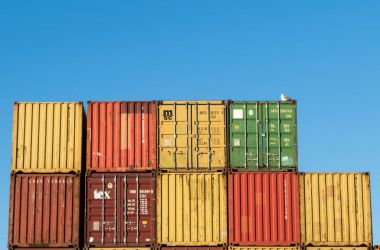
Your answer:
(281, 93), (293, 101)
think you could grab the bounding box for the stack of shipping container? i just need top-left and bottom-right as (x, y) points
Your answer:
(85, 101), (158, 250)
(157, 101), (228, 250)
(7, 99), (375, 250)
(8, 102), (85, 250)
(228, 101), (300, 250)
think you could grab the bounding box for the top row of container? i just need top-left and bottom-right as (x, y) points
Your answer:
(11, 100), (297, 173)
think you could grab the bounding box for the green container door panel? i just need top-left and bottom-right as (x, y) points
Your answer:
(229, 101), (297, 171)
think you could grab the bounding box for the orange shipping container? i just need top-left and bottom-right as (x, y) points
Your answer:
(87, 101), (157, 172)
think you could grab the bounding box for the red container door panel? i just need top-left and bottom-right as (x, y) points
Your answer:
(228, 172), (300, 245)
(87, 101), (157, 171)
(86, 173), (155, 247)
(8, 174), (80, 248)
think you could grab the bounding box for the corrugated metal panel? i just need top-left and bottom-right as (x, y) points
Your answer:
(87, 101), (157, 171)
(157, 172), (227, 245)
(300, 172), (372, 246)
(10, 248), (79, 250)
(11, 102), (84, 173)
(228, 172), (300, 245)
(8, 174), (81, 248)
(158, 101), (226, 170)
(229, 247), (301, 250)
(306, 247), (370, 250)
(86, 173), (156, 247)
(229, 101), (297, 171)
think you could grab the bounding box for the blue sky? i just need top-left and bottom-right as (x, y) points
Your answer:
(1, 1), (379, 247)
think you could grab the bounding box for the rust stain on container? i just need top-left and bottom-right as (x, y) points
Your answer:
(228, 172), (300, 245)
(300, 172), (372, 246)
(11, 102), (84, 173)
(8, 174), (81, 248)
(157, 172), (227, 245)
(86, 173), (156, 247)
(87, 101), (157, 171)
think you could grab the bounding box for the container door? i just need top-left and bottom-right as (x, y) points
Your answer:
(230, 102), (297, 170)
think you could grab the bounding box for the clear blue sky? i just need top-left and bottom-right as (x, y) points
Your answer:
(1, 1), (379, 247)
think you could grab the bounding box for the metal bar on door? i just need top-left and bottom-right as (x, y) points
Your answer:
(277, 102), (281, 169)
(114, 176), (117, 244)
(101, 175), (105, 245)
(207, 102), (211, 170)
(244, 102), (247, 169)
(173, 103), (177, 169)
(136, 175), (140, 244)
(195, 103), (199, 169)
(186, 102), (189, 169)
(266, 102), (269, 168)
(256, 102), (259, 169)
(123, 176), (127, 244)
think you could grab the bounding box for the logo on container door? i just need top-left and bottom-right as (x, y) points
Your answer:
(94, 189), (111, 199)
(163, 110), (173, 120)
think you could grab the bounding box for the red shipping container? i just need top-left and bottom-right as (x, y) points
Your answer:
(228, 172), (300, 245)
(87, 101), (157, 172)
(86, 172), (156, 247)
(8, 174), (81, 248)
(10, 248), (78, 250)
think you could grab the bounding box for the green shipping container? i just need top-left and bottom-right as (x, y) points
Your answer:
(229, 101), (298, 171)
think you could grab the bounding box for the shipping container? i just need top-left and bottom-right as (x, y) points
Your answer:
(8, 174), (81, 248)
(305, 247), (370, 250)
(11, 102), (85, 173)
(10, 248), (79, 250)
(158, 101), (226, 170)
(157, 172), (227, 245)
(87, 101), (157, 172)
(86, 173), (156, 247)
(228, 172), (300, 245)
(299, 172), (372, 246)
(229, 247), (301, 250)
(229, 101), (297, 171)
(88, 248), (151, 250)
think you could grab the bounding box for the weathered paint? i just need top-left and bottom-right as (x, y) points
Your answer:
(228, 172), (300, 245)
(300, 172), (372, 246)
(158, 101), (226, 170)
(157, 172), (227, 245)
(229, 101), (297, 171)
(8, 174), (81, 248)
(11, 102), (84, 173)
(10, 248), (79, 250)
(229, 247), (301, 250)
(86, 173), (156, 247)
(87, 101), (157, 171)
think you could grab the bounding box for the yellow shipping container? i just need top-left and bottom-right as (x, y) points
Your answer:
(229, 247), (301, 250)
(300, 172), (372, 246)
(157, 172), (227, 245)
(11, 102), (84, 173)
(158, 101), (226, 170)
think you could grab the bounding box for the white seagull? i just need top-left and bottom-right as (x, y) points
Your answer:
(281, 93), (293, 101)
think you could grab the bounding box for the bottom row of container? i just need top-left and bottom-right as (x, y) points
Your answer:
(7, 247), (378, 250)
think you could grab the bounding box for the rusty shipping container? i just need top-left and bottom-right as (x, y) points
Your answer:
(10, 248), (79, 250)
(11, 102), (85, 173)
(300, 172), (372, 246)
(87, 101), (157, 172)
(229, 247), (301, 250)
(157, 172), (227, 245)
(8, 174), (81, 248)
(228, 172), (300, 245)
(158, 101), (226, 171)
(86, 173), (156, 247)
